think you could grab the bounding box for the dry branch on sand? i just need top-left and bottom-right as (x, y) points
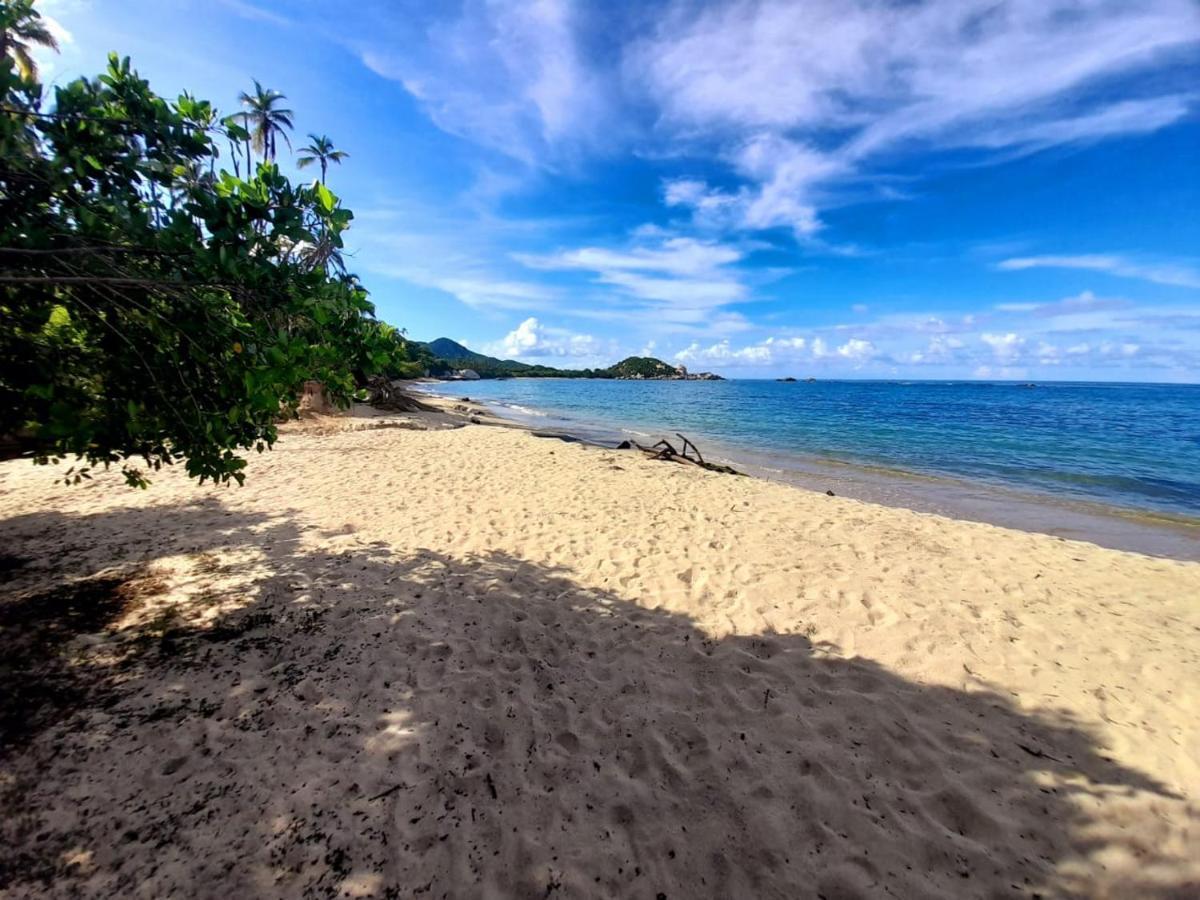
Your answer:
(620, 434), (742, 475)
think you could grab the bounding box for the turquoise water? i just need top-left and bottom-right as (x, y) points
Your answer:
(425, 379), (1200, 523)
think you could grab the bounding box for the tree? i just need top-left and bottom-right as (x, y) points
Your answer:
(0, 47), (418, 486)
(218, 112), (251, 178)
(0, 0), (57, 82)
(238, 79), (292, 163)
(296, 134), (348, 184)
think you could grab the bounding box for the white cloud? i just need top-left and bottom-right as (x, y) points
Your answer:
(628, 0), (1199, 240)
(496, 317), (542, 355)
(973, 364), (1029, 380)
(348, 206), (575, 314)
(836, 338), (877, 361)
(361, 237), (560, 311)
(997, 254), (1200, 289)
(767, 337), (807, 351)
(24, 0), (85, 82)
(520, 238), (742, 278)
(981, 332), (1025, 361)
(995, 290), (1131, 320)
(669, 293), (1200, 376)
(353, 1), (1198, 241)
(965, 95), (1195, 152)
(357, 0), (613, 166)
(1036, 341), (1060, 363)
(515, 236), (750, 325)
(675, 333), (877, 369)
(482, 317), (607, 360)
(659, 136), (843, 238)
(657, 290), (1198, 376)
(677, 339), (773, 365)
(662, 179), (709, 207)
(907, 335), (967, 364)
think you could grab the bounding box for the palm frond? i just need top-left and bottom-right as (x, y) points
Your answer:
(11, 44), (37, 81)
(16, 20), (58, 50)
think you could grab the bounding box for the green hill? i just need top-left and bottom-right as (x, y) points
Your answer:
(416, 339), (531, 377)
(424, 338), (508, 365)
(607, 356), (680, 379)
(416, 340), (722, 380)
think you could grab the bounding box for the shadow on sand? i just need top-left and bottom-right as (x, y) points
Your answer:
(1, 497), (1196, 898)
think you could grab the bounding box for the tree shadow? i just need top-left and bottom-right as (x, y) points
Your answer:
(1, 498), (1197, 898)
(0, 498), (303, 751)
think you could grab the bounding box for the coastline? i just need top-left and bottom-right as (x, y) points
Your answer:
(2, 403), (1198, 896)
(416, 379), (1200, 561)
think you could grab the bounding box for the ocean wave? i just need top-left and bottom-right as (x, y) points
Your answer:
(502, 403), (548, 417)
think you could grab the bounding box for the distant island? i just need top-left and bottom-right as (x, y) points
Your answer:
(419, 338), (724, 381)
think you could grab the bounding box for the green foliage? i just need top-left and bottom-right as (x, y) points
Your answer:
(606, 356), (680, 379)
(417, 339), (706, 381)
(417, 338), (608, 379)
(1, 0), (58, 82)
(0, 40), (416, 486)
(237, 79), (292, 162)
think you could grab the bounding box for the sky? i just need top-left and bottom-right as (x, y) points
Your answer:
(34, 0), (1200, 381)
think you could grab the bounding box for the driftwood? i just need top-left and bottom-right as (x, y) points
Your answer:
(364, 376), (439, 413)
(627, 434), (741, 475)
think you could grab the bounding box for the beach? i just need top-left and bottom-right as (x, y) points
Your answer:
(2, 404), (1198, 897)
(416, 378), (1200, 561)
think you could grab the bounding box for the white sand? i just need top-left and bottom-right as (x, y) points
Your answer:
(1, 408), (1198, 898)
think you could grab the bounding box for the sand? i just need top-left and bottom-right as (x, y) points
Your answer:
(1, 404), (1198, 898)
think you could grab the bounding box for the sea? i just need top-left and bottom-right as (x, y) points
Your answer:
(418, 378), (1200, 560)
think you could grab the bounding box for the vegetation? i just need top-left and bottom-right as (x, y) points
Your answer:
(0, 0), (55, 81)
(296, 134), (348, 185)
(0, 1), (422, 486)
(607, 356), (681, 379)
(237, 79), (292, 164)
(420, 340), (721, 381)
(419, 338), (606, 379)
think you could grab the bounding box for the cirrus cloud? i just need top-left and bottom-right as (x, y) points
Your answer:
(997, 254), (1200, 289)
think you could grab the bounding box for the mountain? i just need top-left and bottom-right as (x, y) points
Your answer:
(416, 339), (533, 377)
(424, 338), (509, 366)
(417, 339), (723, 380)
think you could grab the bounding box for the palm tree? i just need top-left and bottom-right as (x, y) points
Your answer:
(237, 111), (254, 173)
(179, 92), (221, 176)
(1, 0), (59, 81)
(296, 134), (348, 184)
(237, 80), (293, 163)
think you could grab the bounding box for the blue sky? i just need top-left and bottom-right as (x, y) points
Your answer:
(36, 0), (1200, 380)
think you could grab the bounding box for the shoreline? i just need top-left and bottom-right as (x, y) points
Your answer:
(415, 380), (1200, 561)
